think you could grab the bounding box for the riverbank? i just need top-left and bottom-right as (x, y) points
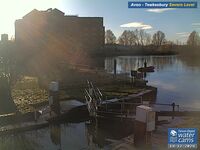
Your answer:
(92, 44), (178, 58)
(177, 46), (200, 66)
(0, 71), (157, 135)
(11, 66), (157, 114)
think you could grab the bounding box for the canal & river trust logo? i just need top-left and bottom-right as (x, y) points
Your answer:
(168, 128), (198, 149)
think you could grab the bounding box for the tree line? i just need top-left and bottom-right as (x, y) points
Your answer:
(187, 31), (200, 46)
(105, 29), (200, 47)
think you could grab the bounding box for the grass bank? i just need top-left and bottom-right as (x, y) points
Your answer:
(12, 67), (156, 114)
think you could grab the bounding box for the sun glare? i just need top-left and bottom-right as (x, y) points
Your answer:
(0, 0), (61, 39)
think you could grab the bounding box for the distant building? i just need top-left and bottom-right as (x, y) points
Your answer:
(15, 8), (105, 54)
(1, 34), (8, 42)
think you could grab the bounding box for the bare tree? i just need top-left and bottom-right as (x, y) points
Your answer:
(187, 31), (200, 46)
(118, 29), (151, 46)
(118, 30), (129, 45)
(105, 30), (116, 44)
(139, 30), (145, 46)
(138, 30), (152, 46)
(145, 34), (152, 45)
(127, 31), (137, 46)
(133, 29), (140, 46)
(118, 30), (139, 46)
(152, 31), (166, 47)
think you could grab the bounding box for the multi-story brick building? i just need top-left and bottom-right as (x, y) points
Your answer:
(15, 8), (105, 66)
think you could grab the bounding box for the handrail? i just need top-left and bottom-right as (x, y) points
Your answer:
(150, 102), (180, 112)
(150, 102), (179, 107)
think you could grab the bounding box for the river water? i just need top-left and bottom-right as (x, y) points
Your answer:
(105, 55), (200, 111)
(0, 119), (134, 150)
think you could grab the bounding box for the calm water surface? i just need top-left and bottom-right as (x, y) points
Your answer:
(0, 119), (134, 150)
(105, 55), (200, 110)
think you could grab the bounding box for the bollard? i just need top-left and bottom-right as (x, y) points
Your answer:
(49, 81), (60, 116)
(34, 109), (37, 122)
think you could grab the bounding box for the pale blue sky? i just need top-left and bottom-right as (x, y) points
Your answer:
(0, 0), (199, 43)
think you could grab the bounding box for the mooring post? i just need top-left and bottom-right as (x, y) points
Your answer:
(34, 108), (37, 122)
(114, 59), (117, 77)
(131, 76), (134, 86)
(144, 60), (147, 68)
(131, 70), (137, 87)
(130, 70), (135, 87)
(172, 102), (175, 119)
(177, 105), (180, 111)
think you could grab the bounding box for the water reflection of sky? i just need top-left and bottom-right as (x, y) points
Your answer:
(105, 56), (200, 110)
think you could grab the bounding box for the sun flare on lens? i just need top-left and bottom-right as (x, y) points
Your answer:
(0, 0), (60, 39)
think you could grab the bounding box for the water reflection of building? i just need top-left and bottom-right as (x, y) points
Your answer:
(50, 124), (61, 150)
(85, 119), (135, 149)
(86, 120), (105, 149)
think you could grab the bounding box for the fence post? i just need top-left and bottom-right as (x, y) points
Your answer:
(114, 59), (117, 77)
